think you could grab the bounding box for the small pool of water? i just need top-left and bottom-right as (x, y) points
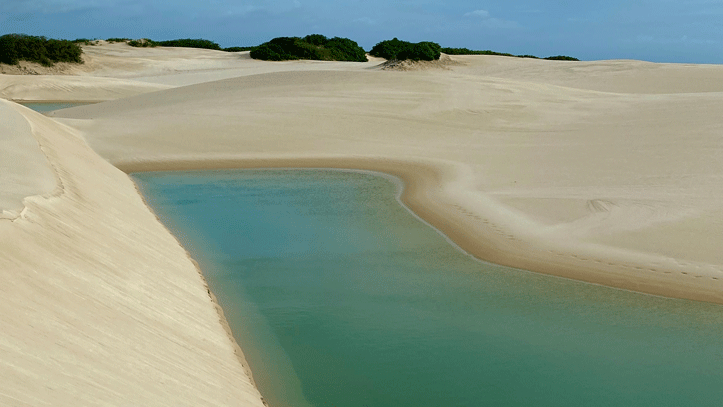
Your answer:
(20, 102), (96, 113)
(133, 169), (723, 407)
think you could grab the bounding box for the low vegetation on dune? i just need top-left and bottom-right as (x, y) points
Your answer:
(441, 47), (515, 57)
(544, 55), (580, 61)
(0, 33), (579, 66)
(155, 38), (222, 50)
(127, 38), (159, 47)
(369, 38), (442, 61)
(73, 38), (100, 46)
(106, 38), (131, 43)
(250, 35), (367, 62)
(120, 38), (254, 52)
(0, 34), (83, 66)
(441, 47), (579, 61)
(221, 46), (256, 52)
(102, 35), (581, 62)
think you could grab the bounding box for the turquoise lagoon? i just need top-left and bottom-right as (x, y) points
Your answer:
(133, 169), (723, 407)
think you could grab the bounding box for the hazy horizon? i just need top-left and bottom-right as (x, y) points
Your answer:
(2, 0), (722, 63)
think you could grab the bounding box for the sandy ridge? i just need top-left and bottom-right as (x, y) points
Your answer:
(0, 101), (265, 406)
(0, 100), (57, 217)
(0, 75), (172, 102)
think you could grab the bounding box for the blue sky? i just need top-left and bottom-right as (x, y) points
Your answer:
(2, 0), (722, 63)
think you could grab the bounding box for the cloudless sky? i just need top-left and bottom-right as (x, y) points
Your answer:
(2, 0), (722, 63)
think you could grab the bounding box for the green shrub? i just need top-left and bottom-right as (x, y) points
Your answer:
(0, 34), (83, 66)
(223, 46), (256, 52)
(158, 38), (221, 50)
(419, 41), (442, 55)
(127, 38), (158, 47)
(369, 38), (404, 60)
(440, 47), (514, 56)
(250, 35), (367, 62)
(106, 38), (130, 43)
(440, 47), (579, 61)
(250, 37), (299, 61)
(440, 47), (473, 55)
(73, 38), (97, 46)
(324, 37), (368, 62)
(303, 34), (327, 46)
(369, 38), (441, 61)
(544, 55), (579, 61)
(399, 43), (439, 61)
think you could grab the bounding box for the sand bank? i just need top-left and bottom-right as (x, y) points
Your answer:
(118, 156), (723, 305)
(0, 100), (56, 217)
(0, 74), (173, 102)
(0, 101), (265, 405)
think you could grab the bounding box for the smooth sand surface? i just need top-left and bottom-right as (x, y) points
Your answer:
(0, 74), (172, 102)
(0, 99), (56, 217)
(1, 42), (383, 101)
(2, 41), (723, 405)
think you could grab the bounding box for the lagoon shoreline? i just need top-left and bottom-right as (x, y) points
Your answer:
(123, 157), (723, 305)
(133, 167), (723, 407)
(128, 174), (265, 401)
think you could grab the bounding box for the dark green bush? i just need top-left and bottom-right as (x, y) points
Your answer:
(250, 35), (367, 62)
(127, 38), (158, 47)
(106, 38), (130, 43)
(73, 38), (97, 46)
(303, 34), (327, 46)
(544, 55), (579, 61)
(398, 43), (439, 61)
(324, 37), (368, 61)
(250, 44), (284, 60)
(0, 34), (83, 66)
(441, 47), (514, 56)
(158, 38), (221, 50)
(419, 41), (442, 55)
(223, 46), (256, 52)
(440, 47), (579, 61)
(369, 38), (441, 61)
(369, 38), (403, 59)
(251, 37), (300, 61)
(440, 47), (473, 55)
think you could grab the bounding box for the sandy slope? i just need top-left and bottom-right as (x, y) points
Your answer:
(2, 42), (723, 405)
(0, 42), (382, 101)
(0, 100), (265, 406)
(78, 43), (383, 86)
(0, 100), (56, 217)
(452, 55), (723, 94)
(0, 74), (172, 102)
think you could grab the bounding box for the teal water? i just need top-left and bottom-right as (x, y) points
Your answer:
(21, 102), (95, 113)
(133, 169), (723, 407)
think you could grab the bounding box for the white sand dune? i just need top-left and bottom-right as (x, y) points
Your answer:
(0, 74), (172, 102)
(2, 41), (723, 405)
(0, 99), (264, 406)
(0, 100), (56, 217)
(1, 43), (382, 100)
(453, 55), (723, 94)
